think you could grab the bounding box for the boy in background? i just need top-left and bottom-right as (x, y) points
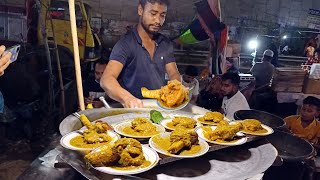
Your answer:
(284, 96), (320, 149)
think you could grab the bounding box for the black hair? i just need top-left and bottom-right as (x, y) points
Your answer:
(185, 65), (199, 77)
(303, 96), (320, 111)
(221, 72), (240, 86)
(139, 0), (170, 7)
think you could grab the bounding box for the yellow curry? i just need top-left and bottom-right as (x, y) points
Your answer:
(242, 119), (268, 134)
(152, 136), (201, 155)
(122, 117), (158, 136)
(111, 161), (151, 170)
(167, 116), (197, 129)
(70, 135), (112, 149)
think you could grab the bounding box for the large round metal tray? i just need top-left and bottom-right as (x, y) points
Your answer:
(59, 99), (209, 135)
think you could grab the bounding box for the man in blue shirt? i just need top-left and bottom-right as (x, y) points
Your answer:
(0, 45), (12, 113)
(101, 0), (181, 108)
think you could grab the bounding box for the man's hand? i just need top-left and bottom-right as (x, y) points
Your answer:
(122, 96), (144, 108)
(92, 100), (104, 108)
(0, 45), (11, 76)
(85, 97), (105, 108)
(84, 97), (93, 105)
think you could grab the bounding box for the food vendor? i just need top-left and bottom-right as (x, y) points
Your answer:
(100, 0), (181, 108)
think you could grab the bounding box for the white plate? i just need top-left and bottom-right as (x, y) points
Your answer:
(193, 114), (230, 126)
(241, 124), (274, 136)
(60, 130), (120, 151)
(93, 146), (159, 175)
(114, 120), (166, 139)
(195, 126), (247, 146)
(149, 132), (209, 158)
(156, 100), (189, 111)
(159, 118), (202, 131)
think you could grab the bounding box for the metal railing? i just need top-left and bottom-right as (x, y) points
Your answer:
(174, 50), (307, 67)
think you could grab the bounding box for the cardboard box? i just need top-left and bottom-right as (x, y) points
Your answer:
(272, 68), (306, 93)
(303, 78), (320, 95)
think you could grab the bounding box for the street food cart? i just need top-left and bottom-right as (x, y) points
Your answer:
(16, 0), (316, 178)
(18, 101), (281, 180)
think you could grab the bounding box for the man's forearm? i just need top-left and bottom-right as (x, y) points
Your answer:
(100, 77), (134, 105)
(169, 72), (181, 82)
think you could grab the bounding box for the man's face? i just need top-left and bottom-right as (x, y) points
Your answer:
(138, 2), (167, 34)
(183, 74), (195, 83)
(225, 60), (233, 70)
(94, 63), (106, 81)
(221, 80), (237, 96)
(300, 104), (319, 122)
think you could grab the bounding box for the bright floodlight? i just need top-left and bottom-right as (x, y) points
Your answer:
(283, 35), (287, 39)
(248, 40), (258, 50)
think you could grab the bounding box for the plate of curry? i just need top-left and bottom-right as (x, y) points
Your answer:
(60, 130), (120, 151)
(141, 80), (192, 110)
(159, 116), (202, 131)
(239, 119), (274, 136)
(85, 138), (159, 175)
(196, 125), (247, 146)
(114, 117), (166, 139)
(194, 112), (230, 126)
(149, 128), (209, 158)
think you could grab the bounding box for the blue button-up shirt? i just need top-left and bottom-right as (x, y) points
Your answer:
(109, 27), (176, 98)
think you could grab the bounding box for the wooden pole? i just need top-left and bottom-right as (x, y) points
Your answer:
(68, 0), (85, 111)
(49, 16), (66, 117)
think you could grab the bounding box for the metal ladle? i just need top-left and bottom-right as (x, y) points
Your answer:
(99, 96), (111, 109)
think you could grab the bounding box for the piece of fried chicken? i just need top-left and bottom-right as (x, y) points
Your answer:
(242, 119), (264, 131)
(84, 138), (145, 167)
(141, 80), (188, 107)
(203, 122), (244, 141)
(172, 116), (197, 129)
(78, 114), (112, 144)
(113, 138), (145, 166)
(198, 112), (225, 123)
(167, 127), (199, 154)
(84, 144), (119, 166)
(131, 117), (156, 133)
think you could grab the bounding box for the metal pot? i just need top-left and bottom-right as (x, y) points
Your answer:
(234, 109), (285, 129)
(266, 130), (315, 162)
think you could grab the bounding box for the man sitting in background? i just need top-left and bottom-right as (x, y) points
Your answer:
(221, 72), (250, 120)
(182, 65), (200, 104)
(250, 49), (275, 88)
(83, 59), (108, 108)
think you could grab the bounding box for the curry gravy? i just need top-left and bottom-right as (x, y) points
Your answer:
(243, 128), (268, 134)
(111, 161), (152, 170)
(70, 135), (111, 148)
(122, 126), (158, 136)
